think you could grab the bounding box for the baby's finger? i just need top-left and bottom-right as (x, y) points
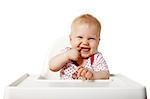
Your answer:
(77, 66), (82, 70)
(85, 71), (93, 80)
(81, 69), (88, 77)
(77, 67), (84, 77)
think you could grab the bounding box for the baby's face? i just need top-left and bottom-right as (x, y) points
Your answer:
(70, 23), (100, 58)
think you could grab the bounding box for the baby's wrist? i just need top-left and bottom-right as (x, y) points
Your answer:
(65, 51), (71, 61)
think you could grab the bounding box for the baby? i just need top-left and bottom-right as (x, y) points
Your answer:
(49, 14), (110, 80)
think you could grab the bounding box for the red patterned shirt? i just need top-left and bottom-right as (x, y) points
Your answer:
(60, 48), (109, 80)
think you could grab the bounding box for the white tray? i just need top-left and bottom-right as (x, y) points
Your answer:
(4, 74), (147, 99)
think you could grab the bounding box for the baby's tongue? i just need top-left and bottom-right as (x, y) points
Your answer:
(81, 48), (90, 52)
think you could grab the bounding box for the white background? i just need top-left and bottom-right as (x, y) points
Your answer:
(0, 0), (150, 98)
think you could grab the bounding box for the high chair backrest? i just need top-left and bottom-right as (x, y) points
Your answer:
(41, 35), (70, 79)
(50, 35), (70, 57)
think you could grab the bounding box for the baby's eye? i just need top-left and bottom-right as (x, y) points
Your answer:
(77, 36), (83, 39)
(88, 38), (95, 40)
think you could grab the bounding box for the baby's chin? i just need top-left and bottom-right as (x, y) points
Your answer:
(80, 51), (97, 59)
(80, 53), (91, 59)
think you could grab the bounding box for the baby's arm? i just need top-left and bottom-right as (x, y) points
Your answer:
(49, 48), (80, 72)
(49, 52), (70, 72)
(92, 70), (110, 79)
(77, 67), (109, 80)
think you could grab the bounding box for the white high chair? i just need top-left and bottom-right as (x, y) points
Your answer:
(4, 36), (147, 99)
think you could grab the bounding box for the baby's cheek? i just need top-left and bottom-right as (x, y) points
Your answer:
(73, 41), (80, 47)
(92, 45), (98, 51)
(90, 48), (96, 53)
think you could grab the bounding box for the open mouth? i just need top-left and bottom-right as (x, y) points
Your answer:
(80, 47), (90, 53)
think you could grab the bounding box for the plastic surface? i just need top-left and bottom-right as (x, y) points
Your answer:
(4, 74), (147, 99)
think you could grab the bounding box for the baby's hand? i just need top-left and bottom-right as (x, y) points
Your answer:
(67, 48), (80, 61)
(77, 67), (93, 80)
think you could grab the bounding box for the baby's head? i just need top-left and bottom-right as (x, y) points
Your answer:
(70, 14), (101, 58)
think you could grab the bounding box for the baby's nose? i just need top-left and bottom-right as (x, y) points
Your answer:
(82, 39), (89, 45)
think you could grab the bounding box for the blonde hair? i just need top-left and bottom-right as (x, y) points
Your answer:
(71, 14), (101, 34)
